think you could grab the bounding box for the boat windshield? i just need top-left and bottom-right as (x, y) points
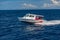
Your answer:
(25, 15), (29, 17)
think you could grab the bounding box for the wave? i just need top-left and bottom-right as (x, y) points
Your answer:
(24, 20), (60, 31)
(19, 20), (60, 31)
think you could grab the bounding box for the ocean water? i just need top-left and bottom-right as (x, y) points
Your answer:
(0, 9), (60, 40)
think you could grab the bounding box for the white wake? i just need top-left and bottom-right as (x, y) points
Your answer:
(38, 20), (60, 26)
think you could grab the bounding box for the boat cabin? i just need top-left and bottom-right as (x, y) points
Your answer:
(23, 14), (44, 20)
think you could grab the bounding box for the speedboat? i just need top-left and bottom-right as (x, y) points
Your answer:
(18, 13), (44, 25)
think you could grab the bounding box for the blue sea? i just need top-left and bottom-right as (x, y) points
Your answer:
(0, 9), (60, 40)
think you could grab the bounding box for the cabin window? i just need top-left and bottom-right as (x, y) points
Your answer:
(28, 15), (34, 17)
(25, 14), (34, 17)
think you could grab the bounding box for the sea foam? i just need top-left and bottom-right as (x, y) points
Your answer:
(38, 20), (60, 26)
